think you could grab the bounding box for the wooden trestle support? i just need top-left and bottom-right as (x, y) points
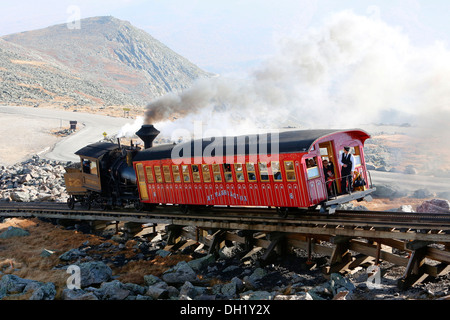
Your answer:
(162, 226), (450, 290)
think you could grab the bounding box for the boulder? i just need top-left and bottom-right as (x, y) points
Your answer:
(78, 261), (112, 288)
(0, 274), (55, 300)
(96, 280), (130, 300)
(417, 199), (450, 214)
(411, 188), (435, 199)
(59, 248), (86, 261)
(146, 281), (169, 300)
(29, 282), (56, 300)
(240, 290), (274, 300)
(144, 274), (162, 286)
(10, 191), (30, 202)
(62, 288), (99, 300)
(162, 260), (197, 284)
(187, 254), (215, 272)
(0, 226), (30, 239)
(404, 165), (418, 175)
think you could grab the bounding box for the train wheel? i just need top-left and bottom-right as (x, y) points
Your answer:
(81, 198), (91, 210)
(67, 196), (75, 210)
(180, 204), (189, 214)
(134, 201), (144, 212)
(277, 207), (289, 218)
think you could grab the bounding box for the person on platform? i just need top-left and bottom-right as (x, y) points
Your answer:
(339, 147), (355, 194)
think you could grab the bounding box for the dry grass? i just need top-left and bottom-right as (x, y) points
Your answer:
(115, 254), (192, 285)
(0, 218), (195, 299)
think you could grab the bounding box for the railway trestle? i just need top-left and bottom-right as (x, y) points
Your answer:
(1, 202), (449, 289)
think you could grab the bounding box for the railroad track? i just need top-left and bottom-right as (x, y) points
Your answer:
(1, 202), (449, 242)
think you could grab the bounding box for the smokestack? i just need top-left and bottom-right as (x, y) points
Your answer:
(135, 125), (160, 149)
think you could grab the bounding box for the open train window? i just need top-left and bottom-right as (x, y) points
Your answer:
(202, 164), (211, 183)
(145, 166), (154, 183)
(223, 163), (233, 182)
(235, 163), (245, 182)
(306, 156), (320, 179)
(154, 166), (163, 183)
(246, 163), (257, 181)
(82, 159), (97, 176)
(271, 161), (282, 181)
(163, 166), (172, 183)
(259, 162), (269, 181)
(192, 164), (201, 182)
(213, 164), (222, 182)
(181, 165), (191, 182)
(353, 146), (362, 167)
(172, 165), (181, 183)
(285, 161), (296, 181)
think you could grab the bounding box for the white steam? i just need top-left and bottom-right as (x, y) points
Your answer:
(143, 10), (449, 144)
(117, 116), (144, 138)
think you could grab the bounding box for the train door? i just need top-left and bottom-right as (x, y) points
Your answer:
(201, 164), (214, 205)
(191, 164), (204, 204)
(319, 141), (340, 196)
(234, 163), (248, 206)
(304, 155), (327, 204)
(246, 162), (260, 206)
(181, 164), (194, 205)
(144, 165), (158, 203)
(135, 163), (149, 201)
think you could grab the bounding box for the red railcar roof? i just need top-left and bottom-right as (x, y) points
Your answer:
(133, 129), (370, 161)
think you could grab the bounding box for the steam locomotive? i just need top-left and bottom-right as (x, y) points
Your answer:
(64, 124), (375, 214)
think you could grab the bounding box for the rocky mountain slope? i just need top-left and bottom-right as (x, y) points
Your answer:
(0, 16), (212, 107)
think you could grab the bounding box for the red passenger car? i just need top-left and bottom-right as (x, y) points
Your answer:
(133, 129), (375, 213)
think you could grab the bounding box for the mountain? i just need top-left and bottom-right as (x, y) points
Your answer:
(0, 16), (212, 107)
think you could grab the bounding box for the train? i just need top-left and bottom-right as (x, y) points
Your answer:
(64, 124), (375, 215)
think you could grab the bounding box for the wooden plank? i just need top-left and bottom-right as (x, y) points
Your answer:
(349, 240), (409, 266)
(425, 247), (450, 264)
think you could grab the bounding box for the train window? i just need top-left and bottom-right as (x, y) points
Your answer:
(284, 161), (296, 181)
(259, 162), (269, 181)
(145, 166), (154, 183)
(353, 146), (362, 167)
(306, 157), (320, 179)
(192, 164), (201, 182)
(202, 164), (211, 183)
(246, 163), (257, 181)
(172, 165), (181, 183)
(90, 161), (98, 176)
(136, 163), (145, 182)
(154, 166), (163, 183)
(271, 161), (282, 181)
(213, 164), (222, 182)
(163, 166), (172, 183)
(223, 163), (233, 182)
(235, 164), (245, 182)
(136, 163), (149, 200)
(182, 165), (191, 182)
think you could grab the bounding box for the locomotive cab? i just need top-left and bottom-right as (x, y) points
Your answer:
(64, 142), (141, 209)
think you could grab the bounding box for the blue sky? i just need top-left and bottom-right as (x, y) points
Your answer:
(0, 0), (449, 74)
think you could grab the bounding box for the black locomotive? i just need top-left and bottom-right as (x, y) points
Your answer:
(64, 125), (159, 210)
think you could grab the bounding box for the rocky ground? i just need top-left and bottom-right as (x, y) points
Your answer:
(1, 215), (449, 301)
(0, 155), (449, 301)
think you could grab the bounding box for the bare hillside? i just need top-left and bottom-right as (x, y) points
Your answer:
(0, 16), (212, 107)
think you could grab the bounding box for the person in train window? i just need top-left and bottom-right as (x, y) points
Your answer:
(322, 159), (336, 196)
(339, 146), (355, 194)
